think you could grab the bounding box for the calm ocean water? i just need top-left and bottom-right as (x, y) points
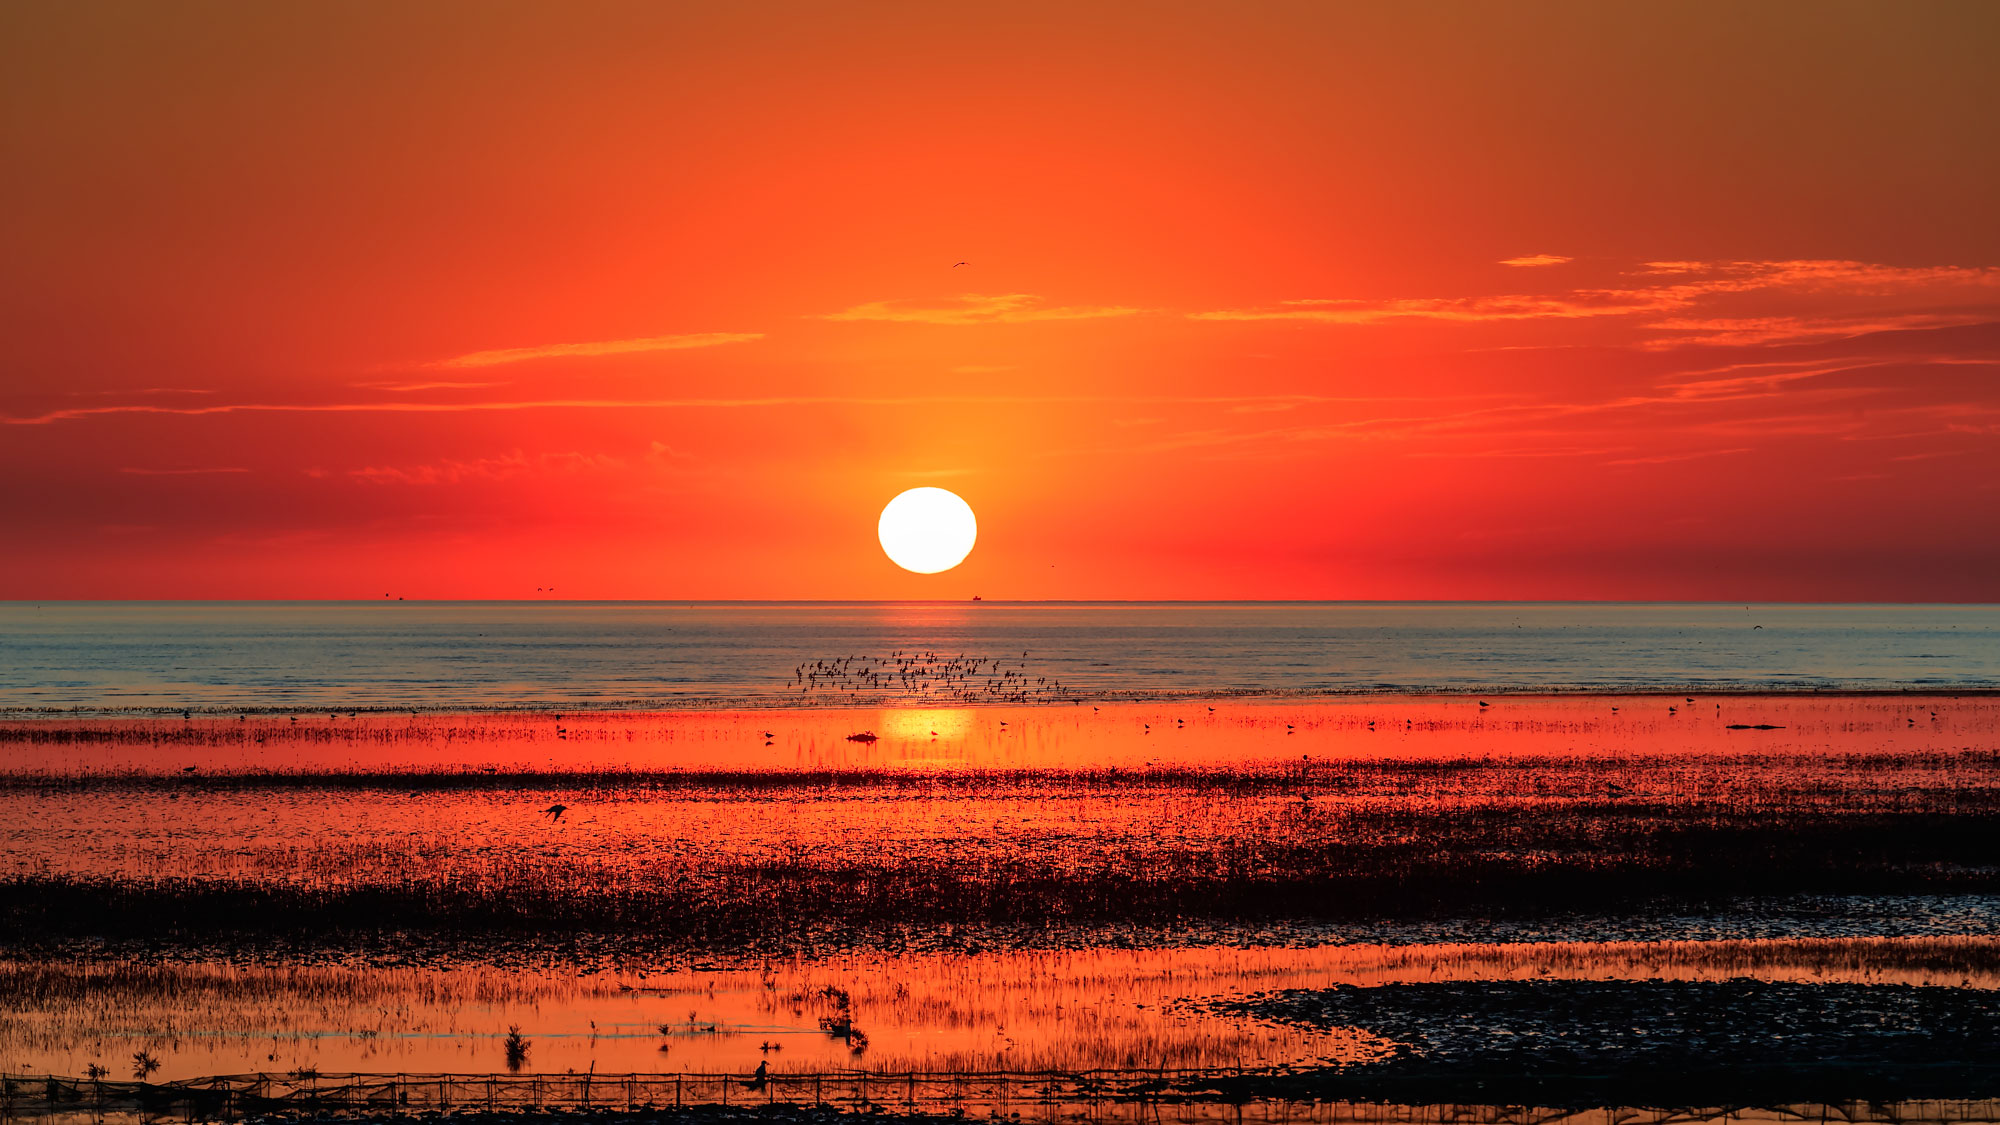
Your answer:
(0, 601), (1996, 713)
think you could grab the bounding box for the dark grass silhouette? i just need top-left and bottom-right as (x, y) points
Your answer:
(7, 748), (2000, 961)
(5, 812), (1998, 957)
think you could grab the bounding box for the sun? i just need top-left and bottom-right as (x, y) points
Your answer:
(878, 488), (978, 574)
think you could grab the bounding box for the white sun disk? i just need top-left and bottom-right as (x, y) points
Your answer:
(878, 488), (978, 574)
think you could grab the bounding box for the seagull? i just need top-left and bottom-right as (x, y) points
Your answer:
(543, 803), (568, 823)
(952, 261), (968, 268)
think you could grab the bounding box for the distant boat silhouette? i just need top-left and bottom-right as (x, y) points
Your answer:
(971, 595), (982, 601)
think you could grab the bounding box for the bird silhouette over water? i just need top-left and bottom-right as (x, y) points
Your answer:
(952, 261), (968, 268)
(542, 803), (568, 823)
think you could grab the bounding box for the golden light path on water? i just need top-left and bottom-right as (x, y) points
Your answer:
(3, 695), (1993, 776)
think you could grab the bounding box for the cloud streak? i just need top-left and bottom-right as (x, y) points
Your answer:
(351, 379), (511, 392)
(2, 392), (1449, 427)
(823, 294), (1144, 325)
(431, 332), (762, 369)
(1192, 258), (2000, 341)
(1641, 313), (1997, 348)
(335, 450), (626, 486)
(1191, 293), (1655, 324)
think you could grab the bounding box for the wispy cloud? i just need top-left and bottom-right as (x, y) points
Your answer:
(823, 294), (1143, 325)
(351, 379), (510, 392)
(1499, 254), (1572, 267)
(1641, 313), (1997, 348)
(75, 387), (216, 397)
(3, 392), (1458, 427)
(1192, 258), (2000, 341)
(1605, 447), (1753, 466)
(326, 450), (627, 486)
(118, 466), (251, 475)
(1636, 259), (2000, 288)
(431, 332), (762, 369)
(1191, 293), (1655, 324)
(1408, 444), (1620, 459)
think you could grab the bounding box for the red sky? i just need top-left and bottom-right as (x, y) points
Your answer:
(4, 1), (1998, 600)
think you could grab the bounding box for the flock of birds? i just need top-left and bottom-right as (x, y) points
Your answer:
(791, 651), (1071, 704)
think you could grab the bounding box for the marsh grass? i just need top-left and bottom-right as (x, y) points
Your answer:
(8, 937), (1996, 1081)
(5, 783), (1996, 953)
(0, 957), (594, 1070)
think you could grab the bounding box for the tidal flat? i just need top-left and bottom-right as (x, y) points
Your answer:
(1, 696), (1997, 1116)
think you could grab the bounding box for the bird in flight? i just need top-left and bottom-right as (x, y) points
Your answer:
(952, 261), (968, 268)
(542, 803), (568, 823)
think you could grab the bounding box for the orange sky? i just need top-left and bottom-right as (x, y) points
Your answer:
(4, 1), (1998, 600)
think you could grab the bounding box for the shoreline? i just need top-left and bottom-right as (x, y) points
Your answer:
(7, 686), (2000, 721)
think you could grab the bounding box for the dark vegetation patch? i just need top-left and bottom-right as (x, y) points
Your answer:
(1192, 979), (2000, 1105)
(4, 809), (1999, 962)
(80, 1104), (978, 1125)
(8, 749), (2000, 961)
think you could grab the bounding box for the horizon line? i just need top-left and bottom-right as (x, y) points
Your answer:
(2, 598), (1996, 607)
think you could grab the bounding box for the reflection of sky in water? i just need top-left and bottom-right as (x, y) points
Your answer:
(7, 938), (1996, 1082)
(1, 697), (1993, 885)
(875, 707), (974, 750)
(3, 694), (1993, 776)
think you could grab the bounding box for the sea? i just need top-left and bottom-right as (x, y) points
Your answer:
(2, 601), (1997, 713)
